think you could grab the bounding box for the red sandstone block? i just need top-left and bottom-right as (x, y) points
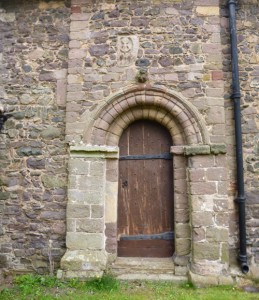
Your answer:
(188, 155), (214, 169)
(106, 169), (118, 182)
(101, 112), (114, 125)
(189, 169), (206, 182)
(175, 194), (188, 210)
(206, 88), (224, 97)
(67, 91), (85, 101)
(207, 107), (225, 124)
(218, 181), (228, 195)
(66, 102), (81, 112)
(69, 49), (86, 60)
(174, 179), (188, 194)
(71, 5), (81, 13)
(174, 168), (186, 180)
(165, 73), (178, 81)
(102, 73), (120, 82)
(195, 0), (219, 5)
(215, 212), (229, 226)
(72, 0), (85, 5)
(215, 155), (227, 167)
(71, 21), (89, 32)
(212, 71), (224, 81)
(203, 24), (220, 33)
(174, 156), (186, 169)
(206, 167), (227, 181)
(221, 17), (229, 29)
(126, 96), (137, 107)
(56, 79), (66, 107)
(175, 209), (189, 223)
(66, 112), (79, 123)
(202, 44), (221, 54)
(190, 182), (217, 195)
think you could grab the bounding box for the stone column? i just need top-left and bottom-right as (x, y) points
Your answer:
(59, 144), (118, 278)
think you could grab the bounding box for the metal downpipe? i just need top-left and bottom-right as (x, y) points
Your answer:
(228, 0), (249, 274)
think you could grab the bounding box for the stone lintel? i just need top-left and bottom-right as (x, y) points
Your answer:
(70, 144), (119, 159)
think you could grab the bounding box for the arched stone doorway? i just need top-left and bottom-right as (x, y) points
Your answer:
(60, 86), (229, 282)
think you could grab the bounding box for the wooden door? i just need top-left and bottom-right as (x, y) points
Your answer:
(117, 120), (174, 257)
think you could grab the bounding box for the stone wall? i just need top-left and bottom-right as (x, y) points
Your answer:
(66, 0), (225, 144)
(0, 0), (258, 283)
(0, 0), (70, 277)
(220, 1), (259, 276)
(63, 0), (259, 282)
(62, 0), (231, 283)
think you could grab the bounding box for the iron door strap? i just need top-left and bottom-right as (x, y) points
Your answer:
(119, 153), (172, 161)
(119, 231), (174, 241)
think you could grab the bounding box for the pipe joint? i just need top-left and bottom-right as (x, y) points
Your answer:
(228, 0), (237, 6)
(231, 92), (241, 99)
(235, 196), (246, 204)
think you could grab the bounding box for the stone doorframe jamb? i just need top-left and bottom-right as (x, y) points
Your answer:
(59, 145), (119, 278)
(169, 144), (226, 267)
(171, 144), (230, 285)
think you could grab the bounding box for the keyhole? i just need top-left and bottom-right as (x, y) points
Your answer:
(122, 180), (128, 188)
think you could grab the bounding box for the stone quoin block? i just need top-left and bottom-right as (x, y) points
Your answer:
(192, 211), (214, 227)
(193, 242), (220, 261)
(66, 233), (103, 250)
(67, 204), (90, 219)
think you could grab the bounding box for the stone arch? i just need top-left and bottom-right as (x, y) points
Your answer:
(83, 85), (209, 147)
(85, 85), (208, 266)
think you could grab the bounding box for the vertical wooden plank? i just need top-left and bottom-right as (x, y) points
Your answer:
(118, 125), (130, 237)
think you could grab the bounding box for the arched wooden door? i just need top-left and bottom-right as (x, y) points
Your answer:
(117, 120), (174, 257)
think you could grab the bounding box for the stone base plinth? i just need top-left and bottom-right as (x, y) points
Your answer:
(188, 271), (234, 287)
(59, 250), (107, 279)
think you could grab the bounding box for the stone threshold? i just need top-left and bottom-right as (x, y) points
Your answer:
(109, 257), (188, 282)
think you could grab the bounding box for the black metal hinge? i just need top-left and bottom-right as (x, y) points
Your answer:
(120, 231), (174, 241)
(119, 153), (172, 161)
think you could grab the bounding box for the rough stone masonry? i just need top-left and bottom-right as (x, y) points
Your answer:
(0, 0), (258, 286)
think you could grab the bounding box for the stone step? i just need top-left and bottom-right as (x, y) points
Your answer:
(112, 257), (175, 272)
(110, 257), (188, 282)
(115, 273), (187, 282)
